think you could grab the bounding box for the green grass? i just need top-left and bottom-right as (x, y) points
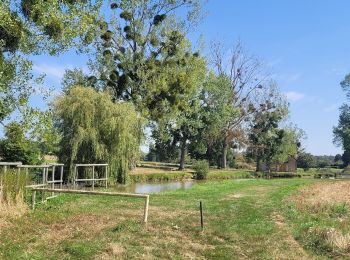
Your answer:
(0, 178), (327, 259)
(206, 170), (254, 180)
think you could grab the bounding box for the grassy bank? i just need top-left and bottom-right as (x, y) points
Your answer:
(283, 181), (350, 258)
(0, 178), (326, 259)
(206, 170), (254, 180)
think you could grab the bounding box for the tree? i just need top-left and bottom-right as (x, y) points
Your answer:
(210, 41), (274, 168)
(247, 91), (302, 173)
(297, 152), (315, 170)
(53, 86), (142, 184)
(189, 73), (240, 168)
(334, 154), (342, 163)
(0, 122), (41, 164)
(0, 0), (103, 123)
(333, 104), (350, 166)
(85, 0), (202, 120)
(248, 104), (288, 171)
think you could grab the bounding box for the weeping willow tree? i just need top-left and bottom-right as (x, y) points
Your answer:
(54, 86), (142, 184)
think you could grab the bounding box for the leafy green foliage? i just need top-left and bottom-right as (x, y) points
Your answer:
(87, 0), (202, 120)
(297, 152), (316, 170)
(0, 0), (103, 123)
(193, 160), (209, 180)
(333, 104), (350, 166)
(54, 86), (142, 184)
(248, 96), (301, 170)
(0, 122), (41, 164)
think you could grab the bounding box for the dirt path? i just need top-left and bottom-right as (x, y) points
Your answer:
(271, 212), (312, 259)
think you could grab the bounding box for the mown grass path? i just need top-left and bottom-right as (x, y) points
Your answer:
(0, 179), (315, 259)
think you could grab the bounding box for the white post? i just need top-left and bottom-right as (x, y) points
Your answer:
(105, 165), (108, 189)
(143, 195), (150, 223)
(60, 165), (63, 189)
(92, 166), (95, 191)
(51, 166), (55, 196)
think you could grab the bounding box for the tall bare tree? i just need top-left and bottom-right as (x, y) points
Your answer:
(210, 41), (273, 168)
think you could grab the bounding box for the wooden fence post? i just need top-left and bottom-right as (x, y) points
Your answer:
(199, 201), (204, 231)
(32, 190), (36, 210)
(144, 195), (150, 223)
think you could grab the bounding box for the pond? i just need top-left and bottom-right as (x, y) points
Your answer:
(113, 180), (196, 194)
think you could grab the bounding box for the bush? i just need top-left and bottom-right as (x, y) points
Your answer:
(0, 122), (42, 164)
(194, 160), (209, 180)
(234, 161), (256, 171)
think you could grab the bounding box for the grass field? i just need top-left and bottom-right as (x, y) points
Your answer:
(2, 179), (350, 259)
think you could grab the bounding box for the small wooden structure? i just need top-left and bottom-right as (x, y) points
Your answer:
(73, 163), (108, 190)
(31, 188), (150, 223)
(258, 157), (297, 172)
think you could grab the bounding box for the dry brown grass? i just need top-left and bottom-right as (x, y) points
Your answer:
(288, 181), (350, 209)
(326, 228), (350, 253)
(271, 213), (311, 259)
(0, 194), (27, 229)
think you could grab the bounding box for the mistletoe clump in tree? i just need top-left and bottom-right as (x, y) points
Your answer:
(0, 0), (103, 123)
(85, 0), (202, 120)
(209, 41), (282, 168)
(248, 88), (302, 173)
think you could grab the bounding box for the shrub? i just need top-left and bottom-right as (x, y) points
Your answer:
(0, 122), (42, 164)
(194, 160), (209, 180)
(234, 161), (255, 171)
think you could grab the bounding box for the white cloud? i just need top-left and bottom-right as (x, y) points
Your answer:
(285, 91), (305, 103)
(33, 63), (69, 79)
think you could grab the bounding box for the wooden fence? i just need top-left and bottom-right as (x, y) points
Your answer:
(31, 188), (150, 223)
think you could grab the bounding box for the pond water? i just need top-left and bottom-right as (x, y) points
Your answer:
(113, 180), (196, 194)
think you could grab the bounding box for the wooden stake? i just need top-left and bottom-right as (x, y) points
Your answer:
(32, 190), (36, 210)
(200, 201), (204, 231)
(144, 195), (150, 223)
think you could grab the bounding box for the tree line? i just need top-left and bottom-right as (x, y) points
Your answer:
(0, 0), (302, 183)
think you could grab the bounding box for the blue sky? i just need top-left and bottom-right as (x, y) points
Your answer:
(28, 0), (350, 155)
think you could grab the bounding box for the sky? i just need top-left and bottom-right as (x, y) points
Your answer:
(28, 0), (350, 156)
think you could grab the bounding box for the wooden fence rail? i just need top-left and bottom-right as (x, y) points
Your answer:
(31, 188), (150, 223)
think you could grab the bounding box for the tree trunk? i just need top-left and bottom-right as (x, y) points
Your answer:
(256, 157), (260, 172)
(221, 140), (228, 169)
(179, 139), (186, 170)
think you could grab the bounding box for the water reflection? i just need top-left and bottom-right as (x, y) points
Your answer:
(114, 180), (195, 194)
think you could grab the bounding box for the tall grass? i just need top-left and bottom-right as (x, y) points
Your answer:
(0, 168), (28, 218)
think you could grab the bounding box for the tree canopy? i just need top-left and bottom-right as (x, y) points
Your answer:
(0, 0), (103, 122)
(54, 86), (142, 184)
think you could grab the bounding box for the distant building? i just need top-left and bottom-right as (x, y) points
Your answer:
(258, 157), (297, 172)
